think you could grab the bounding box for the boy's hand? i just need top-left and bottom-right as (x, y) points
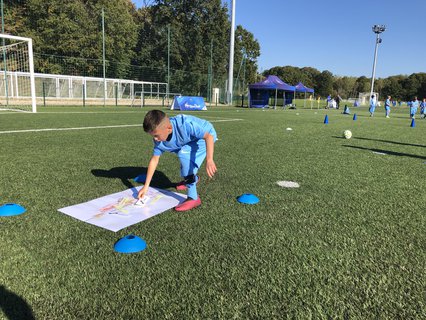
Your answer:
(138, 186), (148, 199)
(206, 159), (217, 178)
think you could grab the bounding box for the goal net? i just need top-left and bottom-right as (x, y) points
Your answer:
(358, 92), (379, 106)
(0, 34), (36, 112)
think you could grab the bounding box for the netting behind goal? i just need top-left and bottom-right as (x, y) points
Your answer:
(0, 34), (36, 112)
(358, 92), (378, 106)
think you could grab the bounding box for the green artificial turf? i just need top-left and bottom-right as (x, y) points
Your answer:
(0, 105), (425, 319)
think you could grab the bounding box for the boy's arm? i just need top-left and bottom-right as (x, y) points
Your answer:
(138, 155), (160, 198)
(203, 132), (216, 178)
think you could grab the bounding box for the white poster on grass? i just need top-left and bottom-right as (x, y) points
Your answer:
(58, 186), (186, 232)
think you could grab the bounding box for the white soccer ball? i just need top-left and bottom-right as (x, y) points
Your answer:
(343, 130), (352, 139)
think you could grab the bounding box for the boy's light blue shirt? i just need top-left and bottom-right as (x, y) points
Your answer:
(411, 100), (419, 108)
(153, 114), (216, 156)
(385, 98), (390, 107)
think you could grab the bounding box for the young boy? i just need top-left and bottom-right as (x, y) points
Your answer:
(410, 96), (419, 119)
(385, 95), (391, 118)
(138, 110), (217, 212)
(419, 98), (426, 119)
(369, 94), (377, 117)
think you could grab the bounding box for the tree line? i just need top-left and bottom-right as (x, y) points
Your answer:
(4, 0), (259, 97)
(4, 0), (425, 100)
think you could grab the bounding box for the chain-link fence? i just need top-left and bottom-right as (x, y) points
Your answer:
(32, 53), (245, 107)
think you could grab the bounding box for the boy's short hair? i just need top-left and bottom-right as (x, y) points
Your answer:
(143, 110), (166, 132)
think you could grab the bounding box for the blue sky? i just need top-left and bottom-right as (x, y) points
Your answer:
(133, 0), (425, 78)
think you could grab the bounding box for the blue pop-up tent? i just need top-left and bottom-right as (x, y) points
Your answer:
(294, 82), (314, 93)
(294, 82), (315, 108)
(170, 96), (207, 111)
(248, 75), (295, 108)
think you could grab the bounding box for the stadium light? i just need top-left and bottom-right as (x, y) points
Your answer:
(370, 24), (386, 98)
(227, 0), (236, 105)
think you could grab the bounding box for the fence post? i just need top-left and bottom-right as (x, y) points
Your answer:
(82, 85), (85, 107)
(115, 83), (118, 107)
(42, 82), (46, 107)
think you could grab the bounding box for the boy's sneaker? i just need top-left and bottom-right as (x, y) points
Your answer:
(175, 175), (200, 191)
(175, 197), (201, 212)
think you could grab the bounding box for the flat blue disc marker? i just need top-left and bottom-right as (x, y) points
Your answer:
(0, 203), (26, 216)
(114, 235), (147, 253)
(134, 174), (146, 183)
(237, 193), (259, 205)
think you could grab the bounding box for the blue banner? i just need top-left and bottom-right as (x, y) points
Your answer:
(170, 96), (207, 111)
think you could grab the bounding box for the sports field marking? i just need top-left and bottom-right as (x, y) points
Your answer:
(0, 118), (243, 135)
(1, 110), (247, 115)
(276, 181), (300, 188)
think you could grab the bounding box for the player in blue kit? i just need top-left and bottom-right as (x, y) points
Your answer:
(369, 94), (377, 117)
(138, 110), (217, 212)
(385, 95), (391, 118)
(420, 98), (426, 119)
(410, 96), (419, 119)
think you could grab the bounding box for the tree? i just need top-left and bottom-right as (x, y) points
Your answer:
(333, 76), (357, 99)
(381, 75), (405, 100)
(402, 73), (426, 100)
(133, 0), (258, 96)
(234, 25), (260, 94)
(3, 0), (27, 35)
(8, 0), (138, 78)
(354, 76), (370, 93)
(315, 70), (334, 97)
(299, 67), (320, 88)
(263, 66), (301, 85)
(262, 66), (321, 91)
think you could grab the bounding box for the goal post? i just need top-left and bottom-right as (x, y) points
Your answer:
(0, 34), (36, 113)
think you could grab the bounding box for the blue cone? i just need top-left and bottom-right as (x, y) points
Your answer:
(114, 234), (147, 254)
(0, 203), (26, 216)
(134, 173), (146, 183)
(237, 193), (259, 205)
(353, 113), (357, 120)
(324, 115), (329, 124)
(410, 118), (415, 127)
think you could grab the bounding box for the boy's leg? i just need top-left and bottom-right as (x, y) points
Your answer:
(175, 141), (207, 211)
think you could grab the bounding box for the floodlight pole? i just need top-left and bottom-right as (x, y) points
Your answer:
(208, 39), (213, 104)
(227, 0), (236, 105)
(1, 0), (9, 107)
(370, 25), (385, 98)
(102, 8), (106, 107)
(167, 24), (170, 101)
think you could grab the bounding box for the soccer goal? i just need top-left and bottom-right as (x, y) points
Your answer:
(0, 34), (36, 112)
(358, 92), (378, 106)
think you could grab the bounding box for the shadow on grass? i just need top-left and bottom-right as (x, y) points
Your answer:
(91, 167), (175, 190)
(0, 285), (35, 320)
(343, 145), (426, 160)
(353, 137), (425, 148)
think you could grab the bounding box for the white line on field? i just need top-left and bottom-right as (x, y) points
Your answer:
(0, 118), (242, 134)
(1, 110), (243, 115)
(1, 111), (240, 120)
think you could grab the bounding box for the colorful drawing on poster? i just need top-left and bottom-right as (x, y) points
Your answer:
(58, 186), (186, 232)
